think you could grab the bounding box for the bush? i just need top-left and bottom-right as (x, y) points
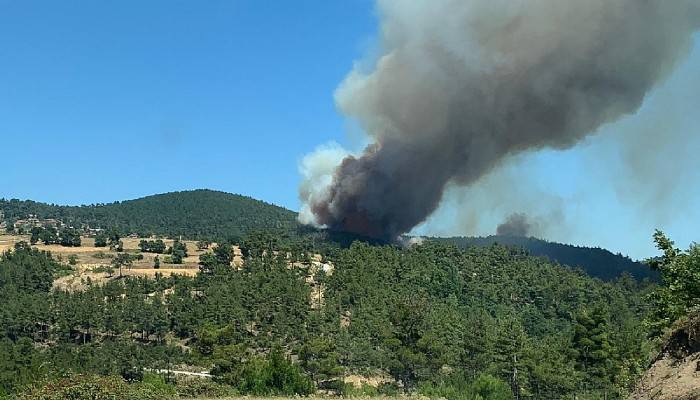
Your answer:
(139, 240), (167, 254)
(419, 374), (512, 400)
(175, 377), (237, 398)
(16, 374), (174, 400)
(341, 382), (379, 397)
(93, 251), (113, 259)
(215, 347), (315, 396)
(319, 378), (347, 394)
(138, 373), (178, 398)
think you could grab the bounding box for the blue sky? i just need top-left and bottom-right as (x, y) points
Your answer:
(1, 1), (698, 258)
(1, 0), (376, 205)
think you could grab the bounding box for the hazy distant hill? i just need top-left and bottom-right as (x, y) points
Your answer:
(434, 235), (658, 281)
(0, 189), (298, 241)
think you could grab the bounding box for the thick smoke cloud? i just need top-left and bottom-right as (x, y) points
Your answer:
(300, 0), (700, 241)
(497, 213), (533, 237)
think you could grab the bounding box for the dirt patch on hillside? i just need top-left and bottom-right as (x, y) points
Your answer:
(630, 313), (700, 400)
(343, 374), (393, 388)
(0, 235), (212, 290)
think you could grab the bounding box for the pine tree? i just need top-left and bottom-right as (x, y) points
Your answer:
(573, 306), (614, 390)
(493, 315), (529, 399)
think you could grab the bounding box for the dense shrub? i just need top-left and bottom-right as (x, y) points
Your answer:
(419, 374), (512, 400)
(216, 347), (314, 396)
(175, 377), (236, 398)
(16, 374), (174, 400)
(341, 382), (379, 397)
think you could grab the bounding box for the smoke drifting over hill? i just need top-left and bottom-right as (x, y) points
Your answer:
(300, 0), (700, 241)
(497, 213), (533, 237)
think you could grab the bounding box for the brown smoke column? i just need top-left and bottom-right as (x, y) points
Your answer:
(301, 0), (700, 241)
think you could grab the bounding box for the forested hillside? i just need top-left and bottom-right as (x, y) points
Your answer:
(0, 190), (657, 282)
(0, 237), (655, 399)
(0, 190), (297, 241)
(435, 235), (657, 281)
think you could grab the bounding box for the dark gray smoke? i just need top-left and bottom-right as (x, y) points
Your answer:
(496, 213), (532, 237)
(300, 0), (700, 240)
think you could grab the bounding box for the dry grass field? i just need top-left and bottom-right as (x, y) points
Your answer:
(0, 233), (243, 290)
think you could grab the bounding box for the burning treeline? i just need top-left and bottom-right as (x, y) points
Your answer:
(299, 0), (700, 241)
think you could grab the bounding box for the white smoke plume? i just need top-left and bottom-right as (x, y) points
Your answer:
(300, 0), (700, 241)
(298, 143), (351, 226)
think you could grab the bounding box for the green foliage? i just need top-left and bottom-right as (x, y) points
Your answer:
(40, 227), (59, 245)
(439, 235), (658, 282)
(213, 242), (233, 265)
(341, 382), (379, 397)
(94, 232), (108, 247)
(0, 229), (660, 399)
(30, 227), (41, 245)
(240, 230), (280, 258)
(59, 228), (82, 247)
(16, 374), (174, 400)
(93, 251), (112, 260)
(104, 228), (123, 252)
(572, 306), (614, 386)
(169, 240), (188, 264)
(68, 254), (79, 266)
(139, 239), (166, 254)
(0, 338), (43, 396)
(198, 252), (218, 274)
(199, 243), (234, 274)
(215, 347), (315, 396)
(0, 190), (298, 241)
(419, 374), (513, 400)
(1, 243), (58, 293)
(299, 336), (343, 385)
(197, 240), (212, 250)
(174, 378), (236, 398)
(646, 230), (700, 335)
(323, 241), (651, 398)
(111, 253), (134, 278)
(27, 227), (82, 247)
(110, 240), (124, 253)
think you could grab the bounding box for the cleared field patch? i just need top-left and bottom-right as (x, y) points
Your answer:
(0, 234), (243, 290)
(0, 234), (28, 253)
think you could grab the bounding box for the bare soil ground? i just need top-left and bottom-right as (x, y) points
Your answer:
(630, 354), (700, 400)
(630, 313), (700, 400)
(343, 374), (393, 388)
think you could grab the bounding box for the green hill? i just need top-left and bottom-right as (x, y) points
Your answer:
(433, 235), (658, 281)
(0, 189), (298, 241)
(1, 190), (657, 281)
